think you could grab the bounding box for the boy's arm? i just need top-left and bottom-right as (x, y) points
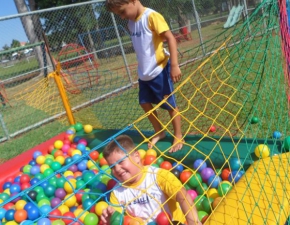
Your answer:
(176, 188), (202, 225)
(161, 30), (181, 83)
(100, 191), (123, 224)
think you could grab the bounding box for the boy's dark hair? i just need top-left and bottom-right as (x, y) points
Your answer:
(103, 135), (136, 159)
(105, 0), (132, 11)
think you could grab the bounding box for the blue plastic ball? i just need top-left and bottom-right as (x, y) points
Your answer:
(228, 170), (244, 183)
(5, 209), (15, 221)
(37, 218), (51, 225)
(3, 182), (12, 190)
(0, 208), (6, 220)
(33, 151), (42, 159)
(27, 205), (40, 220)
(9, 184), (21, 194)
(273, 131), (282, 139)
(229, 158), (242, 171)
(39, 205), (52, 214)
(193, 159), (207, 172)
(172, 162), (184, 172)
(207, 175), (222, 188)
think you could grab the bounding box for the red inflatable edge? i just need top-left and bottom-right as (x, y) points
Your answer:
(0, 132), (66, 191)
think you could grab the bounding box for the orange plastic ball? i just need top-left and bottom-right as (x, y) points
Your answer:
(143, 155), (156, 166)
(221, 168), (231, 181)
(14, 209), (28, 223)
(99, 157), (108, 166)
(89, 151), (99, 161)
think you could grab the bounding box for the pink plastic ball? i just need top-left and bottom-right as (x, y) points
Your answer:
(187, 189), (198, 201)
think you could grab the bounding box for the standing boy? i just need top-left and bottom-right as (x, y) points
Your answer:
(100, 135), (202, 224)
(105, 0), (183, 152)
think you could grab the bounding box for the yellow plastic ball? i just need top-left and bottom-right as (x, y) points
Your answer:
(95, 201), (108, 216)
(40, 164), (50, 173)
(54, 140), (64, 149)
(84, 125), (93, 133)
(87, 160), (95, 169)
(63, 171), (74, 178)
(138, 149), (146, 159)
(36, 155), (46, 165)
(64, 194), (77, 207)
(254, 144), (270, 158)
(3, 188), (10, 195)
(15, 200), (27, 210)
(72, 150), (82, 156)
(206, 188), (219, 199)
(64, 180), (76, 193)
(55, 156), (65, 165)
(6, 221), (18, 225)
(58, 205), (69, 214)
(146, 149), (157, 157)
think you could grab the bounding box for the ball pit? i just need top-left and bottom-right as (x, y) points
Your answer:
(0, 122), (251, 225)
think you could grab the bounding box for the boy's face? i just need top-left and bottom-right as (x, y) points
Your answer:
(105, 150), (142, 184)
(111, 2), (138, 20)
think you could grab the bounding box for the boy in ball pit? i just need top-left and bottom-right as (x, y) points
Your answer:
(100, 135), (202, 225)
(105, 0), (183, 153)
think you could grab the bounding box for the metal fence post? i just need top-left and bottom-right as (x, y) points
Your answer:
(0, 112), (10, 140)
(110, 13), (134, 85)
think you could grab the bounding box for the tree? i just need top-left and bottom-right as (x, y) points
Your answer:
(14, 0), (53, 74)
(11, 39), (21, 49)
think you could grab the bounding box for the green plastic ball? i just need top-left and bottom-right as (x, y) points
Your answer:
(188, 173), (202, 188)
(283, 136), (290, 151)
(194, 195), (206, 211)
(202, 197), (214, 213)
(74, 122), (84, 132)
(110, 211), (123, 225)
(250, 116), (259, 124)
(218, 182), (232, 197)
(84, 212), (99, 225)
(56, 177), (66, 188)
(196, 182), (208, 195)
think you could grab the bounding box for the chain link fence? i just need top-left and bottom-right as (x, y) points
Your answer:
(0, 0), (261, 159)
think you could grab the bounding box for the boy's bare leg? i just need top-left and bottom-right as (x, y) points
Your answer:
(140, 103), (166, 149)
(168, 108), (183, 153)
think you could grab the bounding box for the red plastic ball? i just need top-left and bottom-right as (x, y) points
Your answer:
(3, 202), (14, 210)
(156, 212), (171, 225)
(75, 191), (85, 204)
(123, 215), (132, 225)
(20, 174), (30, 184)
(160, 161), (172, 170)
(107, 179), (117, 191)
(179, 171), (192, 183)
(63, 212), (76, 224)
(89, 151), (99, 161)
(221, 168), (231, 181)
(49, 209), (62, 221)
(21, 182), (31, 190)
(143, 155), (156, 165)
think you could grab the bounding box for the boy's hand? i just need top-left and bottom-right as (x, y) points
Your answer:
(100, 206), (115, 224)
(171, 65), (182, 83)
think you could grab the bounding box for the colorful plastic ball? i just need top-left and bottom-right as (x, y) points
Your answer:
(89, 151), (99, 161)
(171, 169), (181, 179)
(187, 189), (198, 201)
(229, 158), (242, 171)
(201, 197), (214, 213)
(58, 205), (69, 215)
(83, 199), (95, 211)
(138, 149), (146, 159)
(30, 166), (40, 175)
(54, 140), (64, 149)
(49, 209), (62, 221)
(273, 131), (282, 139)
(64, 180), (76, 193)
(51, 197), (62, 208)
(143, 155), (156, 166)
(160, 161), (172, 170)
(74, 122), (83, 132)
(212, 196), (223, 209)
(193, 159), (207, 172)
(188, 173), (202, 188)
(77, 161), (87, 171)
(52, 220), (65, 225)
(129, 217), (144, 225)
(228, 170), (244, 183)
(55, 188), (66, 200)
(172, 162), (184, 172)
(50, 161), (62, 171)
(5, 209), (16, 221)
(0, 208), (6, 220)
(177, 166), (190, 179)
(77, 143), (86, 152)
(33, 151), (42, 159)
(55, 156), (65, 165)
(44, 184), (56, 197)
(146, 149), (158, 157)
(27, 205), (40, 220)
(3, 181), (12, 190)
(37, 218), (51, 225)
(217, 181), (232, 196)
(40, 205), (52, 214)
(207, 175), (222, 188)
(206, 188), (219, 199)
(250, 116), (259, 124)
(84, 124), (93, 133)
(83, 212), (99, 225)
(20, 174), (30, 184)
(14, 209), (28, 223)
(110, 211), (123, 225)
(23, 165), (32, 174)
(221, 168), (231, 181)
(10, 184), (21, 194)
(196, 182), (208, 195)
(62, 212), (76, 224)
(283, 136), (290, 151)
(254, 144), (270, 158)
(156, 212), (171, 225)
(201, 168), (215, 182)
(64, 194), (77, 208)
(38, 198), (51, 207)
(123, 215), (132, 225)
(15, 200), (27, 210)
(197, 211), (208, 222)
(21, 182), (31, 190)
(95, 201), (108, 216)
(194, 195), (206, 211)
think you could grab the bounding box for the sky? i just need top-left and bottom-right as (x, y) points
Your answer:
(0, 0), (28, 50)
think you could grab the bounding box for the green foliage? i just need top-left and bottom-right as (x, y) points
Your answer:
(10, 39), (20, 49)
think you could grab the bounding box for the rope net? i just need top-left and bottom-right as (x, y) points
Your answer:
(1, 0), (290, 224)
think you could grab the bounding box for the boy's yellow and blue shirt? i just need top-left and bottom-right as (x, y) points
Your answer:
(110, 166), (186, 223)
(128, 8), (169, 81)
